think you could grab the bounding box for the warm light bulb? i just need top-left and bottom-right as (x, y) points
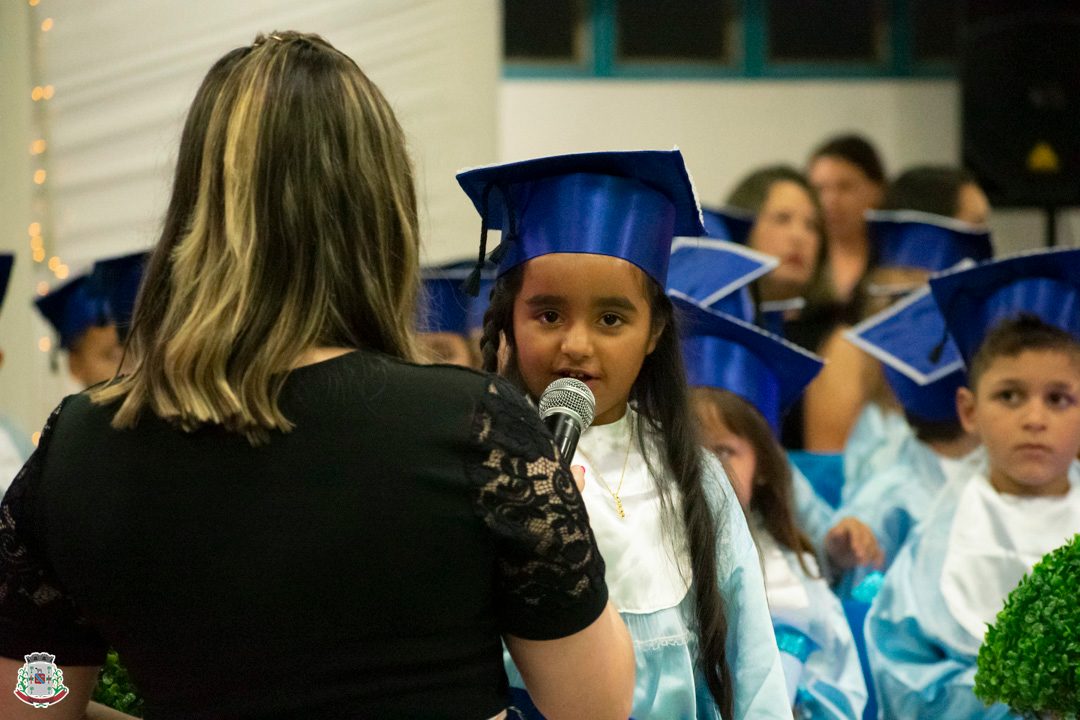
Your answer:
(41, 18), (53, 31)
(43, 85), (55, 99)
(31, 432), (41, 447)
(47, 256), (60, 271)
(33, 169), (47, 184)
(28, 0), (40, 6)
(31, 86), (43, 101)
(32, 247), (45, 262)
(30, 139), (47, 154)
(38, 337), (51, 353)
(28, 222), (41, 236)
(55, 264), (69, 279)
(36, 281), (49, 296)
(30, 236), (44, 251)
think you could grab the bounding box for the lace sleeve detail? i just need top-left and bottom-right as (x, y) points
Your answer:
(468, 377), (608, 641)
(0, 399), (107, 663)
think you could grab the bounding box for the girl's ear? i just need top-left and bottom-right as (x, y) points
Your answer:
(646, 317), (666, 355)
(956, 385), (979, 436)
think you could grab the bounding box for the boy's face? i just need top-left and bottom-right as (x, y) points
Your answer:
(958, 348), (1080, 496)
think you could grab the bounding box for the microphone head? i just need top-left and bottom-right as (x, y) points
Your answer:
(538, 378), (596, 430)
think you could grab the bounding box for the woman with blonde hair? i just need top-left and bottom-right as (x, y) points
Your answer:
(0, 33), (632, 720)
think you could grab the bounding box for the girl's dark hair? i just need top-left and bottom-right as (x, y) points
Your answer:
(481, 265), (735, 719)
(883, 165), (977, 216)
(692, 388), (817, 575)
(809, 133), (886, 184)
(726, 164), (832, 309)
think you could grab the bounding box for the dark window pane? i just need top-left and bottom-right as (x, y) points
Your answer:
(617, 0), (732, 64)
(504, 0), (586, 61)
(911, 0), (959, 63)
(767, 0), (887, 63)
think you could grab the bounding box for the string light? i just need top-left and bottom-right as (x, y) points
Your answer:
(30, 236), (44, 251)
(35, 281), (49, 296)
(31, 432), (41, 447)
(33, 169), (46, 184)
(31, 86), (44, 101)
(28, 222), (41, 236)
(42, 85), (54, 99)
(32, 247), (45, 263)
(30, 139), (46, 154)
(55, 264), (69, 280)
(47, 256), (60, 271)
(41, 18), (53, 32)
(38, 337), (51, 353)
(28, 0), (40, 6)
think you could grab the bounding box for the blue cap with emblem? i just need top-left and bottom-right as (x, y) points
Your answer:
(456, 149), (704, 294)
(675, 296), (824, 433)
(666, 237), (778, 322)
(846, 286), (965, 423)
(867, 210), (992, 272)
(929, 248), (1080, 366)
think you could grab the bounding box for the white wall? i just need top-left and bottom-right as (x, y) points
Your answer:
(499, 78), (1080, 254)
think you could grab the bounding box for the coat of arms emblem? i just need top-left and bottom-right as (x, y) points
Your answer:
(14, 652), (69, 707)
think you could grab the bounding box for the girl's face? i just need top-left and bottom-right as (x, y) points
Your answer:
(749, 180), (821, 301)
(808, 155), (883, 242)
(512, 253), (662, 426)
(695, 401), (759, 511)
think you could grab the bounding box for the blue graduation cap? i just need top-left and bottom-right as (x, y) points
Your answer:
(89, 251), (149, 341)
(34, 275), (108, 350)
(674, 296), (824, 433)
(702, 205), (755, 245)
(456, 149), (704, 292)
(418, 260), (495, 335)
(845, 286), (965, 423)
(0, 253), (12, 313)
(758, 297), (806, 338)
(666, 237), (778, 322)
(867, 210), (992, 272)
(929, 248), (1080, 365)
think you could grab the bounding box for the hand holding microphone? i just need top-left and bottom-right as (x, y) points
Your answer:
(538, 378), (596, 490)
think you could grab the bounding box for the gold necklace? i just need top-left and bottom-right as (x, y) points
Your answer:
(577, 418), (633, 519)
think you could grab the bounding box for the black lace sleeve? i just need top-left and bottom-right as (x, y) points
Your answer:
(0, 400), (108, 664)
(468, 377), (608, 641)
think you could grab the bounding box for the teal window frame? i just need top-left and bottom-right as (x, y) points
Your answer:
(503, 0), (956, 80)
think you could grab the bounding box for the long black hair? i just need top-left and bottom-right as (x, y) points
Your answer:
(480, 265), (735, 719)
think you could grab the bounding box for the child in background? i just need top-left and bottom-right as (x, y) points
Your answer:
(416, 261), (489, 368)
(868, 249), (1080, 719)
(0, 255), (33, 492)
(830, 286), (983, 573)
(34, 274), (122, 389)
(459, 150), (790, 719)
(680, 298), (867, 720)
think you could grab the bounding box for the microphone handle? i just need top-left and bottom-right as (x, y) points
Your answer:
(544, 411), (583, 464)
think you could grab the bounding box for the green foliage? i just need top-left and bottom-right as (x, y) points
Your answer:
(975, 534), (1080, 718)
(93, 650), (145, 717)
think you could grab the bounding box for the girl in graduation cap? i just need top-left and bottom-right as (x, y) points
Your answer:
(679, 298), (867, 720)
(459, 150), (790, 719)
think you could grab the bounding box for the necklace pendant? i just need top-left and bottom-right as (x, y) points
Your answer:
(614, 496), (626, 519)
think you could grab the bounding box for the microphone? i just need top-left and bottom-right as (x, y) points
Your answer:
(538, 378), (596, 463)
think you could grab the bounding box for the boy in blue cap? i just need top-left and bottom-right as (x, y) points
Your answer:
(34, 274), (122, 388)
(867, 248), (1080, 719)
(0, 254), (33, 493)
(680, 298), (868, 720)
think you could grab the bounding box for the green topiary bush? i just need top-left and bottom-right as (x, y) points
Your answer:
(93, 650), (145, 717)
(975, 533), (1080, 719)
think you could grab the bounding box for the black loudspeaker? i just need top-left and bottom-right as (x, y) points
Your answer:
(961, 7), (1080, 208)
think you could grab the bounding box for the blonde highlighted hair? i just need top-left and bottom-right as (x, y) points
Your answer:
(94, 32), (421, 442)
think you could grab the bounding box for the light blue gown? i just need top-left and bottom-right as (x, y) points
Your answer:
(507, 410), (791, 719)
(866, 462), (1080, 719)
(840, 403), (910, 505)
(838, 435), (985, 568)
(754, 520), (867, 720)
(0, 415), (32, 494)
(790, 462), (834, 551)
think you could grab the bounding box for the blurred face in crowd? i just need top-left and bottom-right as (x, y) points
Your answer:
(68, 324), (123, 388)
(808, 155), (883, 243)
(694, 400), (758, 511)
(749, 180), (821, 301)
